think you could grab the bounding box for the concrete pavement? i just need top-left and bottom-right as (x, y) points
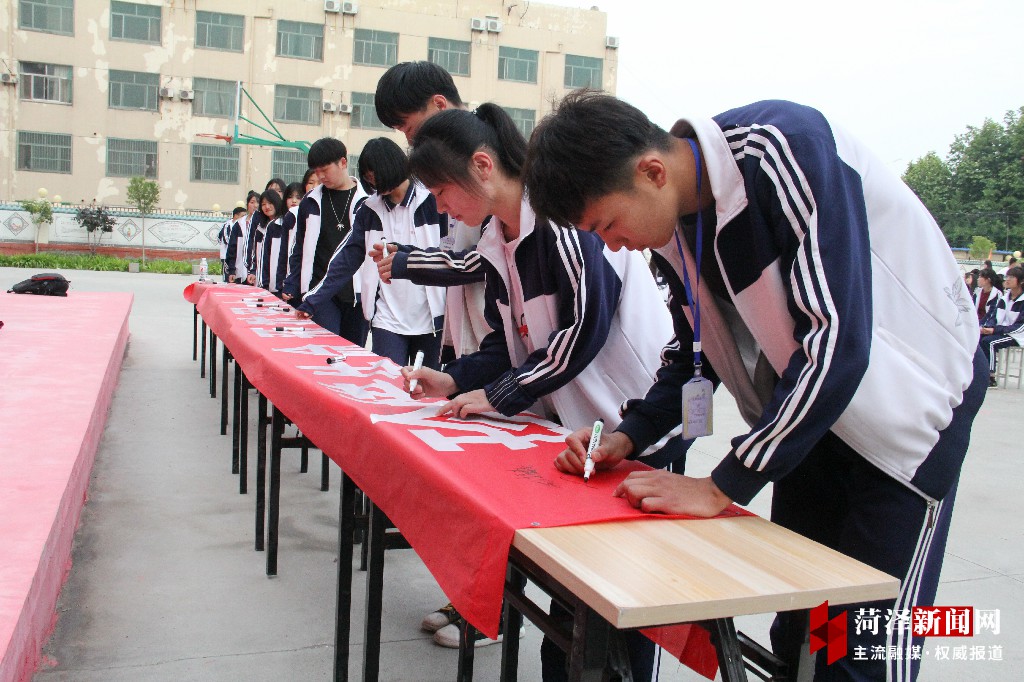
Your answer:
(3, 266), (1019, 681)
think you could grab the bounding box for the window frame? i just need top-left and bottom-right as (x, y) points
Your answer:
(109, 1), (161, 45)
(353, 29), (399, 68)
(564, 54), (603, 89)
(497, 46), (539, 84)
(190, 143), (240, 184)
(276, 20), (324, 62)
(17, 130), (72, 174)
(18, 61), (73, 104)
(106, 137), (158, 179)
(195, 11), (244, 53)
(427, 37), (471, 77)
(18, 0), (74, 36)
(192, 77), (237, 119)
(502, 107), (537, 140)
(108, 69), (160, 111)
(350, 92), (389, 130)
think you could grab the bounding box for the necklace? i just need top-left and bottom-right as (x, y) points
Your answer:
(325, 186), (355, 232)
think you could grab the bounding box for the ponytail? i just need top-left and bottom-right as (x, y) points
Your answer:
(409, 104), (527, 193)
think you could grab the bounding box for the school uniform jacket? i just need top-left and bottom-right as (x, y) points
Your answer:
(975, 287), (1001, 327)
(993, 290), (1024, 344)
(299, 181), (447, 327)
(282, 181), (370, 299)
(616, 100), (981, 506)
(217, 220), (231, 261)
(429, 199), (675, 441)
(224, 214), (250, 279)
(243, 211), (266, 275)
(257, 212), (294, 294)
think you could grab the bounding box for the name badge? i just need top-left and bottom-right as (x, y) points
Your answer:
(682, 376), (713, 439)
(439, 235), (456, 251)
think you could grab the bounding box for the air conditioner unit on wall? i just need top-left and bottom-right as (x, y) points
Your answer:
(337, 103), (352, 114)
(324, 0), (342, 12)
(342, 1), (358, 14)
(486, 19), (503, 33)
(470, 18), (486, 32)
(179, 89), (195, 101)
(606, 36), (620, 49)
(1, 73), (18, 84)
(159, 87), (175, 98)
(323, 101), (337, 112)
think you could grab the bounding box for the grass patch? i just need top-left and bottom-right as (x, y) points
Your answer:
(0, 253), (222, 275)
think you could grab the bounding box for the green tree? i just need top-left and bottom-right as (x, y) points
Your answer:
(969, 235), (996, 261)
(126, 177), (160, 265)
(20, 198), (53, 254)
(74, 203), (117, 255)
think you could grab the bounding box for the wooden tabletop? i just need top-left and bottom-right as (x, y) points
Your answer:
(513, 515), (900, 629)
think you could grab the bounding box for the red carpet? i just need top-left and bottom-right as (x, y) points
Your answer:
(0, 292), (132, 682)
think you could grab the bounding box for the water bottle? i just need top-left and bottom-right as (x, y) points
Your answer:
(199, 257), (208, 282)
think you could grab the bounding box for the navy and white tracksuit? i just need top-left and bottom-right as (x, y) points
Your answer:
(614, 101), (987, 681)
(256, 212), (294, 296)
(979, 289), (1024, 372)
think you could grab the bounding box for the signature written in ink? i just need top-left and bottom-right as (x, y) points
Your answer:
(510, 465), (557, 487)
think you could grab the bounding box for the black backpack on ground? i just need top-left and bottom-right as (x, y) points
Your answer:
(7, 272), (71, 297)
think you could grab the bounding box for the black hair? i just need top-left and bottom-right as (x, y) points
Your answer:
(374, 61), (463, 129)
(232, 206), (246, 217)
(524, 89), (673, 228)
(357, 137), (409, 195)
(259, 189), (286, 220)
(245, 190), (260, 207)
(284, 182), (304, 203)
(1006, 265), (1024, 282)
(978, 268), (998, 284)
(408, 104), (526, 195)
(265, 178), (286, 194)
(301, 168), (318, 189)
(307, 137), (348, 169)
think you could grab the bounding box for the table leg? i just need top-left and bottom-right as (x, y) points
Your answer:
(209, 328), (217, 398)
(267, 405), (283, 576)
(321, 453), (330, 492)
(200, 318), (207, 378)
(333, 473), (357, 682)
(232, 359), (241, 474)
(706, 618), (749, 682)
(192, 305), (198, 361)
(457, 621), (476, 682)
(239, 371), (249, 494)
(254, 393), (268, 550)
(499, 564), (527, 682)
(220, 349), (230, 436)
(363, 501), (386, 682)
(568, 605), (610, 682)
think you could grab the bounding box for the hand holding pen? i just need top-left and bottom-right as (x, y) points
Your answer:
(554, 423), (635, 478)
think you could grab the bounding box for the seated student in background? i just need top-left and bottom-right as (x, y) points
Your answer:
(980, 265), (1024, 384)
(297, 137), (448, 368)
(282, 138), (370, 345)
(374, 60), (490, 360)
(254, 190), (288, 298)
(225, 190), (258, 283)
(975, 267), (1000, 322)
(522, 91), (987, 682)
(399, 104), (679, 670)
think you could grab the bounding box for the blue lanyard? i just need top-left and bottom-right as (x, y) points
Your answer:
(673, 138), (704, 373)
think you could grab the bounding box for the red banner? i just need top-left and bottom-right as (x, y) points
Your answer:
(188, 282), (740, 679)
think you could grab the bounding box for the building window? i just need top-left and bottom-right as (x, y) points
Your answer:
(107, 138), (157, 178)
(271, 150), (307, 185)
(18, 61), (73, 104)
(350, 92), (388, 130)
(428, 37), (470, 77)
(191, 143), (239, 183)
(195, 11), (243, 52)
(353, 29), (398, 67)
(498, 47), (538, 84)
(277, 20), (323, 61)
(274, 85), (321, 125)
(193, 78), (236, 118)
(564, 54), (603, 89)
(110, 1), (160, 44)
(503, 107), (536, 139)
(347, 154), (360, 175)
(17, 131), (72, 173)
(18, 0), (73, 36)
(109, 70), (159, 111)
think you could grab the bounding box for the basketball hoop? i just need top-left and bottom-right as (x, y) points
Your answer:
(196, 133), (234, 144)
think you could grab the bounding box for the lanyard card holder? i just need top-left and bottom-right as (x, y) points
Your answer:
(682, 341), (713, 439)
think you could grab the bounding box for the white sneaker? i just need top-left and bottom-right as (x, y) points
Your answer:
(421, 603), (460, 633)
(432, 621), (525, 649)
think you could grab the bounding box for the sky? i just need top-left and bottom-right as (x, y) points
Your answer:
(541, 0), (1023, 175)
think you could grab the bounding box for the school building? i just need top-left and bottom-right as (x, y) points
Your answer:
(0, 0), (617, 214)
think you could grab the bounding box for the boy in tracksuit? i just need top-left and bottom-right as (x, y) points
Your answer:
(524, 92), (987, 682)
(218, 207), (243, 281)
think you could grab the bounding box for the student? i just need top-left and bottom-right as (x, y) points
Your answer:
(282, 138), (370, 345)
(374, 61), (489, 360)
(225, 190), (258, 283)
(254, 190), (287, 296)
(283, 182), (304, 209)
(297, 137), (448, 367)
(400, 105), (678, 670)
(244, 179), (285, 283)
(522, 91), (987, 682)
(975, 267), (1000, 323)
(219, 207), (244, 282)
(301, 168), (318, 195)
(979, 265), (1024, 383)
